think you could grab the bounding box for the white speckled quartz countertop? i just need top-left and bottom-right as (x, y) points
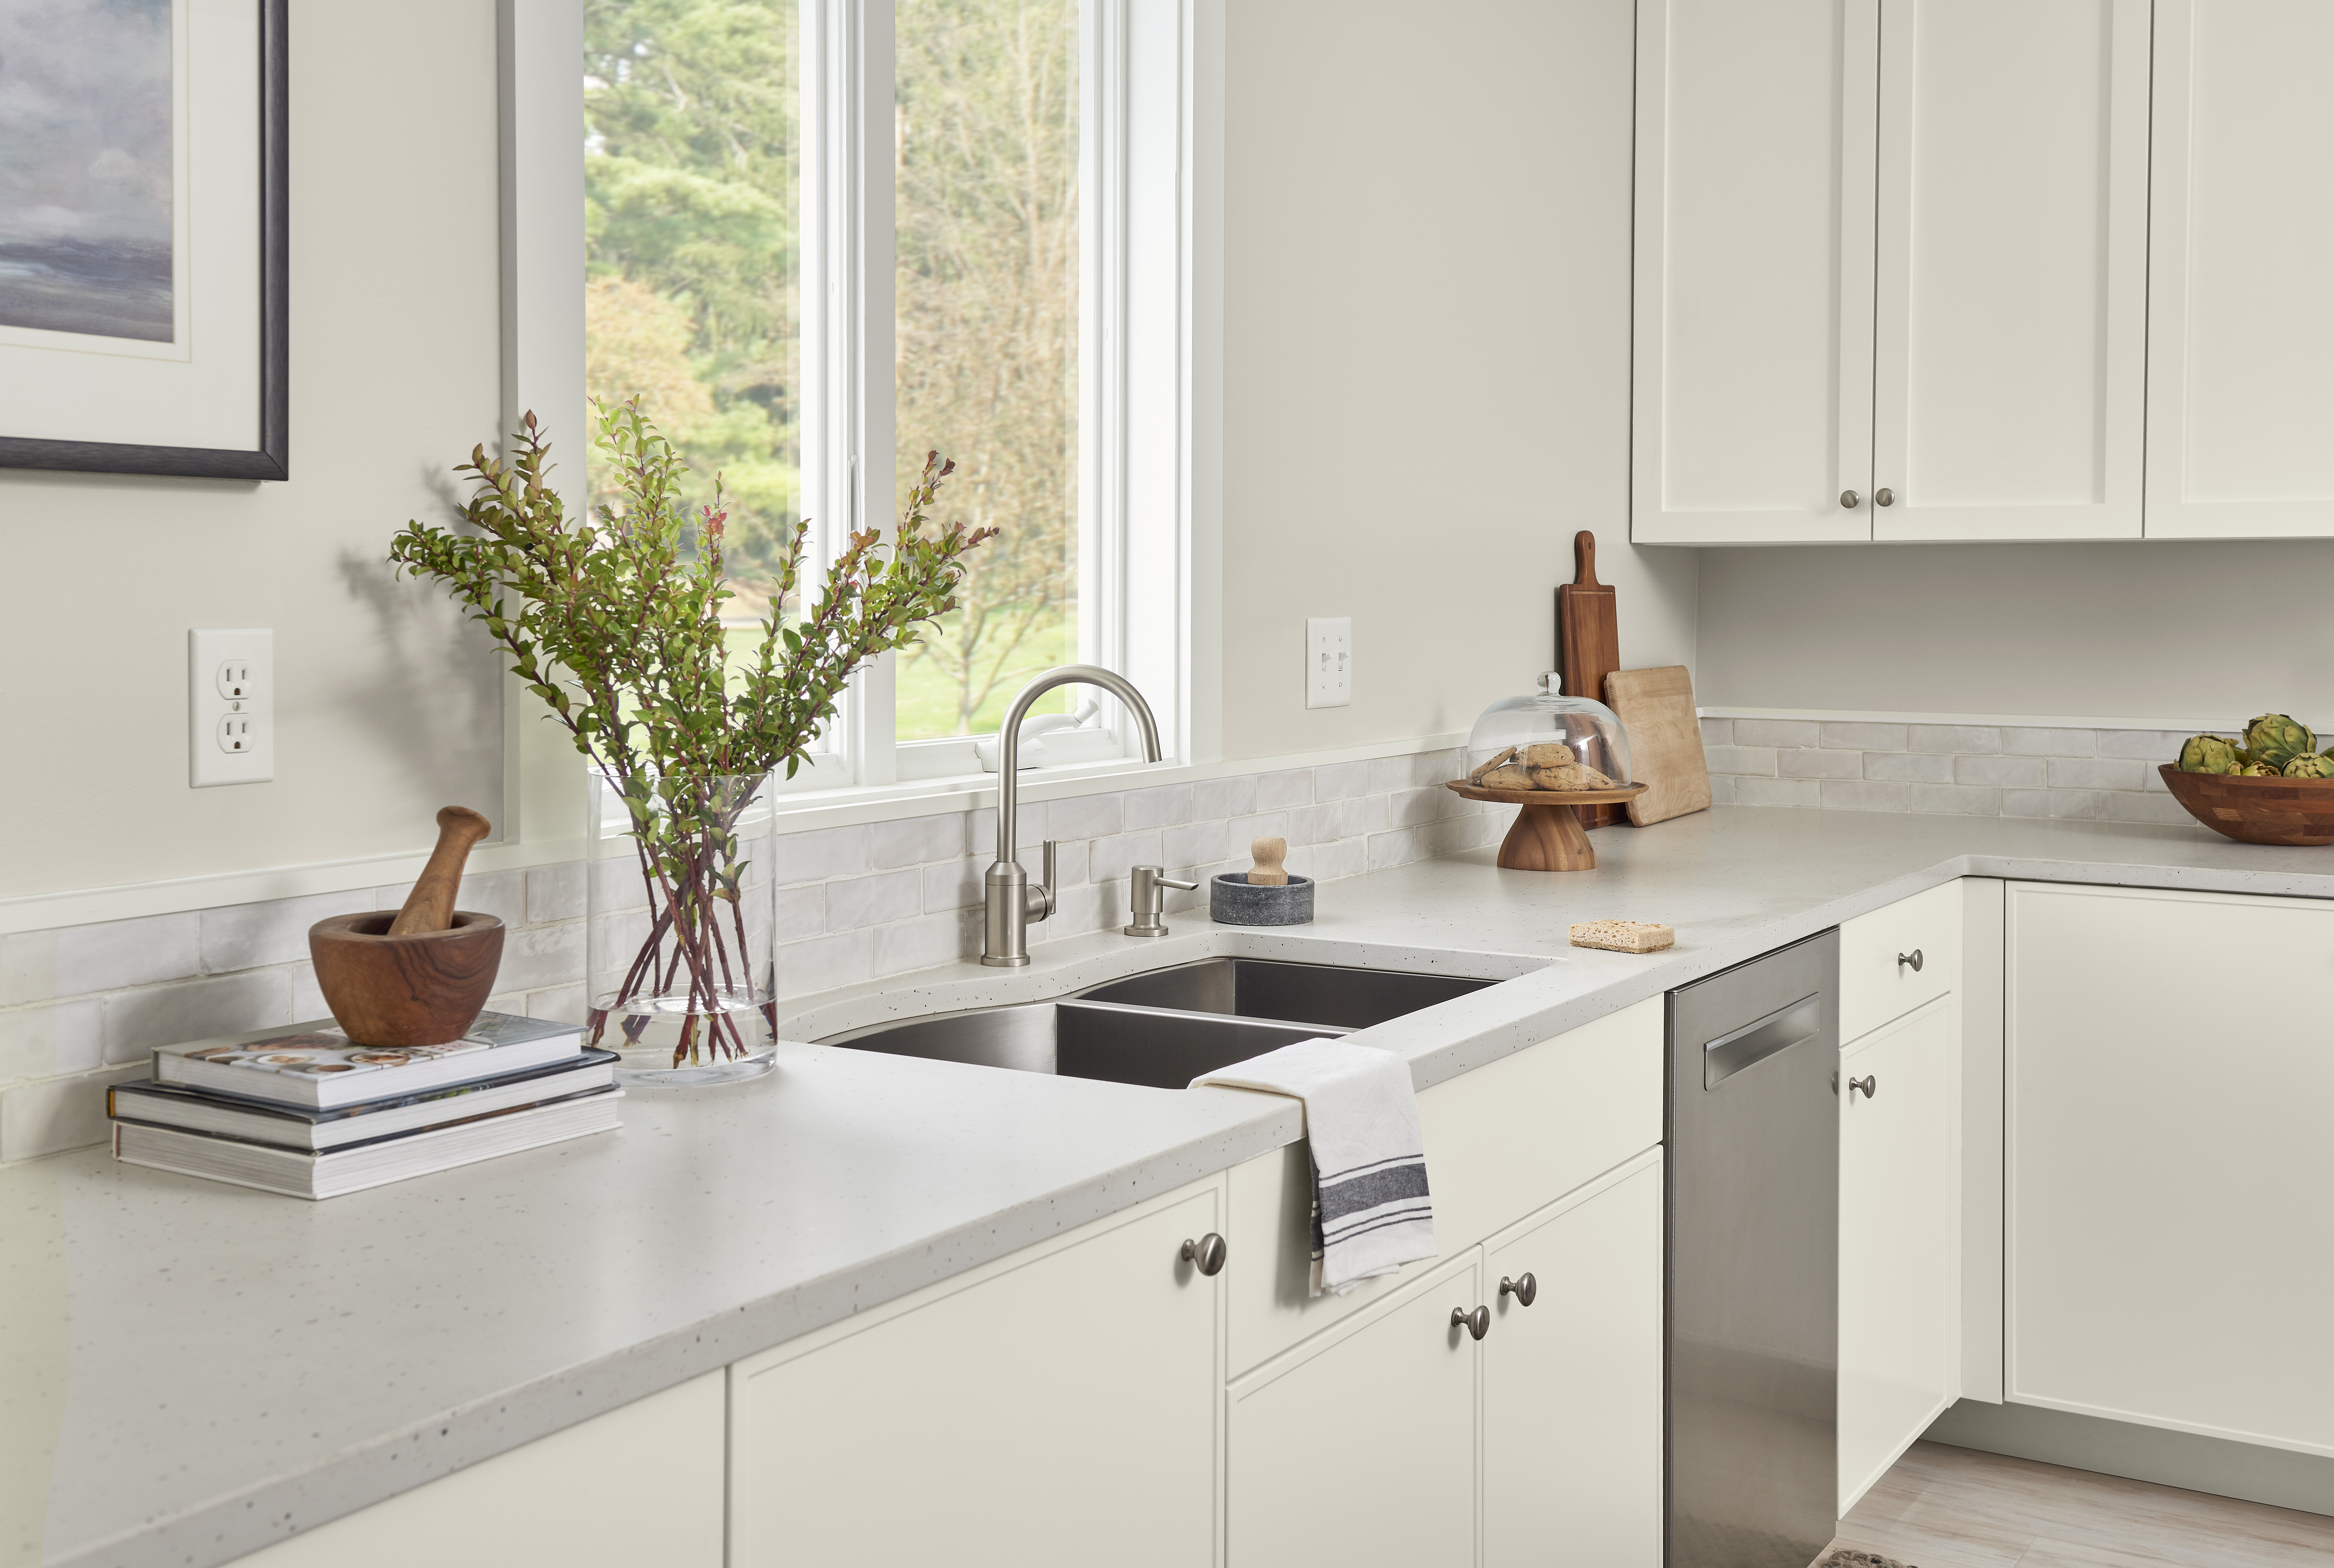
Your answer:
(12, 804), (2334, 1568)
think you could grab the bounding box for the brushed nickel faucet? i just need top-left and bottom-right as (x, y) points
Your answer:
(982, 665), (1166, 967)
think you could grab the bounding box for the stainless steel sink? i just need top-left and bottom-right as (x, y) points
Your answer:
(1073, 957), (1492, 1031)
(819, 1000), (1347, 1090)
(820, 959), (1492, 1089)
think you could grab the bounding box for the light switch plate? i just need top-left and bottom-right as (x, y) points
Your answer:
(1306, 617), (1351, 709)
(189, 628), (274, 787)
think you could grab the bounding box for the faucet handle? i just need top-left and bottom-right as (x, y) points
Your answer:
(1027, 840), (1058, 921)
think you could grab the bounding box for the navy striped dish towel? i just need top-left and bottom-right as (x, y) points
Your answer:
(1192, 1038), (1436, 1296)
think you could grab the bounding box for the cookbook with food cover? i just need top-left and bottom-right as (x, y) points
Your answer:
(151, 1012), (586, 1110)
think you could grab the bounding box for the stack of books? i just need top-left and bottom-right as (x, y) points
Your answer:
(106, 1011), (622, 1199)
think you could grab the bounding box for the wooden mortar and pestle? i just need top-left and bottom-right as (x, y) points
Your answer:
(308, 807), (504, 1047)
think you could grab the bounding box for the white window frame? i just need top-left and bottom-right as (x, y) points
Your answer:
(786, 0), (1200, 793)
(505, 0), (1215, 831)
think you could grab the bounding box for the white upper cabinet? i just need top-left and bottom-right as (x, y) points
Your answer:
(2144, 0), (2334, 538)
(1871, 0), (2150, 541)
(1634, 0), (2150, 545)
(1632, 0), (1879, 545)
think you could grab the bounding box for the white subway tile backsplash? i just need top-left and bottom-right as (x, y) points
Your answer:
(1312, 761), (1375, 801)
(1955, 755), (2047, 788)
(871, 813), (965, 869)
(1367, 757), (1413, 795)
(1697, 718), (1733, 747)
(1862, 752), (1955, 784)
(1734, 777), (1820, 808)
(1191, 774), (1257, 821)
(2001, 727), (2096, 757)
(0, 999), (101, 1081)
(528, 861), (588, 925)
(1707, 773), (1735, 805)
(1164, 818), (1231, 871)
(1048, 839), (1091, 889)
(2048, 757), (2145, 791)
(922, 857), (984, 914)
(527, 984), (589, 1026)
(777, 824), (874, 884)
(0, 1064), (146, 1164)
(1820, 779), (1908, 812)
(1907, 725), (1999, 754)
(826, 869), (923, 932)
(1121, 784), (1194, 832)
(102, 970), (292, 1063)
(1777, 748), (1860, 779)
(1255, 769), (1316, 811)
(1818, 722), (1908, 752)
(1703, 746), (1778, 776)
(2096, 729), (2189, 761)
(1047, 793), (1122, 842)
(1733, 719), (1818, 748)
(874, 909), (979, 974)
(775, 929), (873, 1000)
(488, 919), (590, 994)
(0, 932), (58, 1010)
(774, 884), (829, 943)
(199, 890), (371, 974)
(56, 914), (199, 998)
(2003, 788), (2101, 820)
(1908, 784), (2001, 816)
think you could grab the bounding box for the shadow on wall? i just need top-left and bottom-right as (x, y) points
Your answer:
(335, 464), (504, 819)
(1694, 539), (2334, 722)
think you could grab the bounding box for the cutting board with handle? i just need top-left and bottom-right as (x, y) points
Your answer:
(1602, 664), (1712, 827)
(1556, 530), (1624, 828)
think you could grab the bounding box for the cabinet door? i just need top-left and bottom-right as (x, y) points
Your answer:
(1482, 1150), (1662, 1568)
(730, 1185), (1222, 1568)
(1227, 1249), (1480, 1566)
(1839, 994), (1958, 1513)
(231, 1373), (724, 1568)
(1871, 0), (2150, 541)
(2007, 883), (2334, 1457)
(1631, 0), (1878, 545)
(2145, 0), (2334, 539)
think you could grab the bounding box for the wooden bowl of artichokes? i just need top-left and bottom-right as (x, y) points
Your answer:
(2162, 714), (2334, 845)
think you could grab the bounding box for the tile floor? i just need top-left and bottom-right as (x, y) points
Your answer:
(1828, 1442), (2334, 1567)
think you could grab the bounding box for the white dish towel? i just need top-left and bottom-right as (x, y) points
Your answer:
(1192, 1038), (1437, 1296)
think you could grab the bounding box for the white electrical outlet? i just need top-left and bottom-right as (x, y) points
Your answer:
(189, 629), (274, 787)
(1306, 617), (1352, 709)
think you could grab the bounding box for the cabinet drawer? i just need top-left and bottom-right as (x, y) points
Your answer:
(1225, 995), (1663, 1378)
(1840, 879), (1960, 1040)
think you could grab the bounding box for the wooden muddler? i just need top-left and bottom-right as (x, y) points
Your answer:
(387, 806), (494, 936)
(1248, 836), (1289, 887)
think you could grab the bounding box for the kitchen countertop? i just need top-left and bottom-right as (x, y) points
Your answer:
(13, 805), (2334, 1568)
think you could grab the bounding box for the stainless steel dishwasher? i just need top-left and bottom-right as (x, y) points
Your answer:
(1667, 928), (1839, 1568)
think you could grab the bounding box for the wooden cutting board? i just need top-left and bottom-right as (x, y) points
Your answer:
(1555, 531), (1624, 828)
(1602, 665), (1712, 827)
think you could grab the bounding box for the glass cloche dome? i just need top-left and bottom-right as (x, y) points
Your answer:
(1463, 674), (1632, 790)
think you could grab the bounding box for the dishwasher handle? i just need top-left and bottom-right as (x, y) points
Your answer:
(1700, 992), (1823, 1090)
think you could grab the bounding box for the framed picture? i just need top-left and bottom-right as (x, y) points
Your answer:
(0, 0), (286, 479)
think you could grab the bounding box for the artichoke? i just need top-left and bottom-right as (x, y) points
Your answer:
(2242, 713), (2317, 768)
(2285, 752), (2334, 779)
(2241, 760), (2283, 777)
(2177, 734), (2243, 774)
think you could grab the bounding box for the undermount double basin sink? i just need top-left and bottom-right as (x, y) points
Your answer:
(818, 958), (1493, 1090)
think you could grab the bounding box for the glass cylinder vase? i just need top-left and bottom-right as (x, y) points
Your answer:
(586, 772), (778, 1086)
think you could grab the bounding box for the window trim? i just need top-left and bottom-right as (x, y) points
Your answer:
(508, 0), (1221, 832)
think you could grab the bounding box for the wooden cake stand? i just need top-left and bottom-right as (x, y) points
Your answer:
(1445, 780), (1649, 872)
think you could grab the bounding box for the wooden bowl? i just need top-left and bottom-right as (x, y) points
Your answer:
(2158, 764), (2334, 846)
(307, 911), (505, 1047)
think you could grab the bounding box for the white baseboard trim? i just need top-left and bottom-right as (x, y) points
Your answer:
(1925, 1398), (2334, 1520)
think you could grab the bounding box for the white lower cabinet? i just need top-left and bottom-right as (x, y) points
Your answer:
(1483, 1149), (1664, 1567)
(230, 1372), (724, 1568)
(1838, 992), (1959, 1513)
(1227, 1249), (1483, 1566)
(728, 1181), (1223, 1568)
(2006, 882), (2334, 1456)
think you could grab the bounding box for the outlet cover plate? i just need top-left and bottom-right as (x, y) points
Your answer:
(189, 628), (274, 787)
(1306, 617), (1351, 709)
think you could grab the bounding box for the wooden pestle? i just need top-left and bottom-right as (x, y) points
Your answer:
(1247, 836), (1289, 886)
(387, 807), (494, 936)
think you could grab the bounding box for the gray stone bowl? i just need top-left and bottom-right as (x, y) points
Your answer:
(1210, 873), (1314, 926)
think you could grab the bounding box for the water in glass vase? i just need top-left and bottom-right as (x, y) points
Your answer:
(586, 772), (779, 1085)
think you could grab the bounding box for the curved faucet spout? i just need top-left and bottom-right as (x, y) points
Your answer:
(983, 665), (1167, 966)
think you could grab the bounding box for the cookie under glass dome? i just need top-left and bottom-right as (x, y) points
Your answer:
(1463, 674), (1633, 790)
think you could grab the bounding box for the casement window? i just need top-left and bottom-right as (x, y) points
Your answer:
(567, 0), (1201, 798)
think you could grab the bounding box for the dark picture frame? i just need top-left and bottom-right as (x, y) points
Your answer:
(0, 0), (287, 480)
